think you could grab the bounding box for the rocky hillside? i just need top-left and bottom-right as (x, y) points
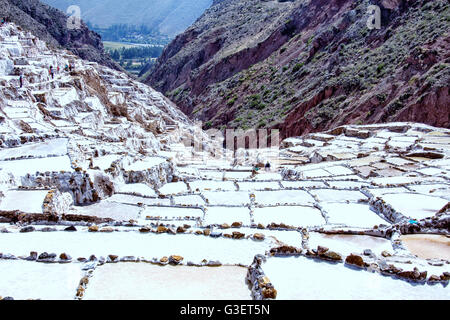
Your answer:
(0, 0), (119, 70)
(0, 21), (212, 208)
(146, 0), (450, 138)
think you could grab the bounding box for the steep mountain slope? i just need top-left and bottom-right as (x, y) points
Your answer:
(146, 0), (449, 138)
(41, 0), (213, 37)
(0, 0), (119, 70)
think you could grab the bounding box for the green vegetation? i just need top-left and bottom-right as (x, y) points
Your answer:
(105, 43), (163, 76)
(247, 94), (266, 110)
(292, 62), (304, 73)
(385, 100), (405, 118)
(204, 121), (213, 129)
(103, 42), (141, 50)
(376, 93), (387, 103)
(170, 87), (185, 98)
(227, 95), (238, 106)
(376, 63), (385, 74)
(92, 24), (170, 46)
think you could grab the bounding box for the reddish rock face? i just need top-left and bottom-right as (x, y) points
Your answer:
(147, 0), (449, 137)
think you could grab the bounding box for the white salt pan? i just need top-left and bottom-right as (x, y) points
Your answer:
(83, 264), (251, 300)
(254, 190), (315, 206)
(321, 202), (390, 228)
(143, 206), (203, 219)
(0, 189), (48, 213)
(253, 206), (325, 228)
(0, 260), (82, 300)
(203, 207), (251, 226)
(203, 191), (250, 206)
(308, 233), (394, 257)
(310, 189), (367, 203)
(263, 256), (449, 300)
(377, 193), (448, 220)
(158, 182), (188, 196)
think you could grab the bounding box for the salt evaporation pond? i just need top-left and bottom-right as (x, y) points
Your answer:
(158, 182), (188, 195)
(237, 181), (282, 191)
(189, 180), (237, 192)
(203, 207), (252, 226)
(0, 156), (73, 176)
(0, 190), (49, 213)
(0, 138), (68, 160)
(308, 233), (394, 257)
(253, 206), (325, 227)
(401, 234), (450, 260)
(173, 195), (206, 206)
(309, 189), (368, 202)
(321, 202), (390, 228)
(83, 264), (251, 300)
(69, 201), (142, 220)
(0, 231), (272, 265)
(253, 190), (315, 206)
(263, 256), (450, 300)
(143, 206), (204, 219)
(203, 191), (251, 206)
(377, 193), (448, 220)
(0, 260), (82, 300)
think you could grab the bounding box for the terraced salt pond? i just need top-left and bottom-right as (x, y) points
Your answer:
(237, 181), (282, 191)
(401, 234), (450, 260)
(309, 189), (368, 202)
(0, 156), (72, 176)
(0, 231), (273, 265)
(69, 201), (142, 221)
(204, 207), (252, 226)
(116, 183), (157, 197)
(253, 206), (325, 227)
(262, 257), (450, 300)
(189, 180), (236, 192)
(308, 233), (394, 257)
(0, 190), (49, 213)
(158, 182), (188, 196)
(0, 260), (82, 300)
(0, 138), (68, 160)
(253, 190), (315, 206)
(376, 193), (448, 220)
(143, 206), (204, 219)
(83, 264), (251, 300)
(320, 203), (391, 228)
(106, 194), (170, 207)
(203, 191), (251, 206)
